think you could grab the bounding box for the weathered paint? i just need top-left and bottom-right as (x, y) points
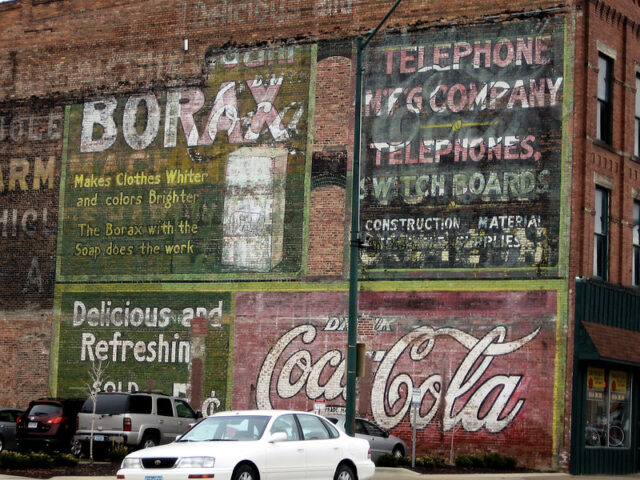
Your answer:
(0, 107), (62, 308)
(192, 0), (353, 26)
(232, 288), (559, 468)
(222, 147), (288, 271)
(57, 45), (314, 281)
(0, 9), (573, 472)
(53, 284), (232, 411)
(359, 18), (565, 274)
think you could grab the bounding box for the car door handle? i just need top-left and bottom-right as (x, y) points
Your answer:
(297, 448), (304, 452)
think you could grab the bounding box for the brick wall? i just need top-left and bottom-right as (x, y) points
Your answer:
(0, 0), (615, 471)
(570, 0), (640, 285)
(1, 0), (569, 101)
(0, 313), (51, 407)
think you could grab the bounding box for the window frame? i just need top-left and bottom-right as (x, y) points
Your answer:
(597, 53), (613, 145)
(174, 399), (196, 419)
(270, 413), (301, 441)
(156, 397), (174, 417)
(594, 185), (609, 280)
(585, 367), (632, 449)
(635, 75), (640, 157)
(633, 199), (640, 287)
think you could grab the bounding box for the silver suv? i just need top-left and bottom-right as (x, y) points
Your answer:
(72, 392), (199, 456)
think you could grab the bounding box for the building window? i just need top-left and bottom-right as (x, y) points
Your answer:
(634, 200), (640, 287)
(636, 76), (640, 157)
(597, 54), (613, 144)
(594, 186), (609, 280)
(585, 367), (631, 448)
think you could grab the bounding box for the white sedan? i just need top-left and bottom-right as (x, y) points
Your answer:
(116, 410), (375, 480)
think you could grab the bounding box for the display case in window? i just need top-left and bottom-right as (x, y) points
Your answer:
(585, 367), (631, 448)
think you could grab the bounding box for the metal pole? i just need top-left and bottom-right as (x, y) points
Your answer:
(345, 35), (363, 437)
(412, 403), (417, 467)
(345, 0), (404, 437)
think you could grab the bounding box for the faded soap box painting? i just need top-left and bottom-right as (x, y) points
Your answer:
(222, 147), (287, 272)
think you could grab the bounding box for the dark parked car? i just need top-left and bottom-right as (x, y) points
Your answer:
(0, 408), (23, 453)
(325, 415), (407, 461)
(16, 398), (84, 453)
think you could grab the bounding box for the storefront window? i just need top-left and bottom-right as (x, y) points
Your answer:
(585, 367), (631, 448)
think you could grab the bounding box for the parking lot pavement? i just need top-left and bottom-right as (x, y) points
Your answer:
(0, 477), (113, 480)
(1, 469), (640, 480)
(373, 468), (640, 480)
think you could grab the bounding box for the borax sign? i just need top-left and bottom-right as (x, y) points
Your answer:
(359, 18), (565, 273)
(58, 45), (312, 281)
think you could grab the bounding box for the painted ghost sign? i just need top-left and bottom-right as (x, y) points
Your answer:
(57, 45), (312, 281)
(54, 286), (231, 405)
(0, 108), (62, 307)
(232, 289), (556, 452)
(359, 18), (565, 273)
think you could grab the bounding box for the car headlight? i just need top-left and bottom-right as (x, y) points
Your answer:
(121, 457), (142, 469)
(177, 457), (216, 468)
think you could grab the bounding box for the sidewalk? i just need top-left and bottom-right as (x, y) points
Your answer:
(1, 469), (640, 480)
(373, 468), (640, 480)
(0, 477), (113, 480)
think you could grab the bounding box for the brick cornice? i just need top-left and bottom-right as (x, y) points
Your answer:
(592, 0), (640, 38)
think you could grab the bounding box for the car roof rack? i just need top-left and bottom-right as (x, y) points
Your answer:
(96, 390), (172, 396)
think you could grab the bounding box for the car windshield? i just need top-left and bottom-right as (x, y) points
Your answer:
(178, 415), (270, 442)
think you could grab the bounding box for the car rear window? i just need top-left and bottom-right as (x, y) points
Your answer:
(81, 393), (153, 414)
(27, 403), (62, 416)
(82, 394), (126, 414)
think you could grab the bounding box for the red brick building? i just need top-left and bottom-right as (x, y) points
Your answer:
(568, 0), (640, 474)
(0, 0), (638, 474)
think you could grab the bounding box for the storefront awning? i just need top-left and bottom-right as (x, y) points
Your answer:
(583, 321), (640, 364)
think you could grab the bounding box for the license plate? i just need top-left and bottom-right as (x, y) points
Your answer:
(28, 422), (37, 429)
(94, 434), (105, 441)
(145, 477), (163, 480)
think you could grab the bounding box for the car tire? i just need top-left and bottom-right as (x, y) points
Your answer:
(334, 463), (355, 480)
(233, 463), (258, 480)
(392, 445), (404, 457)
(70, 440), (83, 457)
(140, 433), (158, 449)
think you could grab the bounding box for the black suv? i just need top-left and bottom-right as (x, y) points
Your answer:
(16, 398), (84, 453)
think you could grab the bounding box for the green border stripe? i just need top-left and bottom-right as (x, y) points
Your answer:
(55, 105), (71, 281)
(301, 44), (318, 275)
(54, 279), (565, 294)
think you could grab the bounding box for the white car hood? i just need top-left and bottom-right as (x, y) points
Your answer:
(129, 440), (249, 459)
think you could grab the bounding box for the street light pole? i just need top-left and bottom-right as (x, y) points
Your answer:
(345, 0), (405, 436)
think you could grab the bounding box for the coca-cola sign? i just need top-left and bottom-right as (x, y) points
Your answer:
(233, 289), (556, 443)
(256, 323), (539, 433)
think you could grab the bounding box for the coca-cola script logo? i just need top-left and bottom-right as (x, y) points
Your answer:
(257, 323), (540, 433)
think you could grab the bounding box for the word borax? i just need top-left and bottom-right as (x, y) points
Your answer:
(80, 79), (298, 153)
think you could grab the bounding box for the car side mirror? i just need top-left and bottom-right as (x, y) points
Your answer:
(268, 431), (288, 443)
(382, 431), (389, 438)
(195, 411), (203, 419)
